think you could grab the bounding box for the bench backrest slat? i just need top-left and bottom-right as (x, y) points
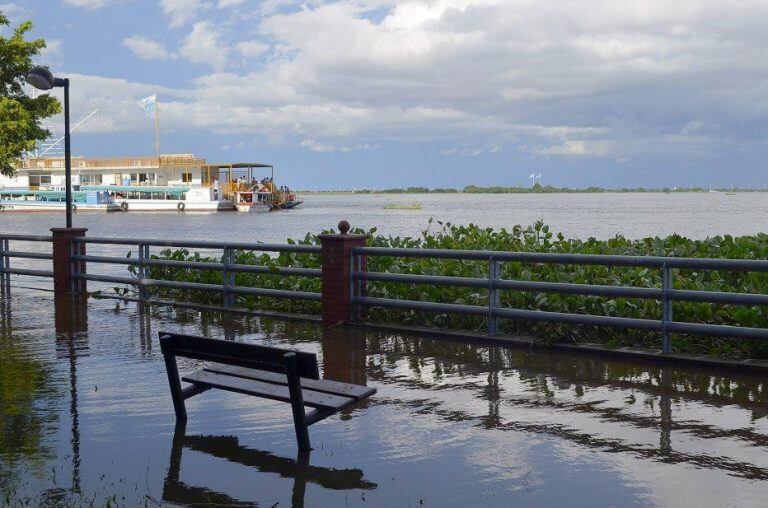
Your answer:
(159, 332), (319, 379)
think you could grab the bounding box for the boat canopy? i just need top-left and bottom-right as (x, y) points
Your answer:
(201, 162), (275, 187)
(0, 189), (89, 200)
(80, 185), (190, 195)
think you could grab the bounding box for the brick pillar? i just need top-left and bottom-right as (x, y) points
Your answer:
(51, 228), (87, 297)
(319, 221), (369, 326)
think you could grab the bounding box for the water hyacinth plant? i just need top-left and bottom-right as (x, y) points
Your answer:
(121, 220), (768, 359)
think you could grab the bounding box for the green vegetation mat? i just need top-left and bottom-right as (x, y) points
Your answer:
(107, 220), (768, 359)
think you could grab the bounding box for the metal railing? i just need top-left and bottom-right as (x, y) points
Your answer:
(350, 247), (768, 352)
(71, 237), (321, 308)
(0, 234), (54, 290)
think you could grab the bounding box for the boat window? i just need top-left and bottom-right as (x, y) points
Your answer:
(182, 172), (192, 183)
(180, 193), (186, 201)
(140, 192), (152, 200)
(127, 191), (139, 199)
(152, 192), (165, 200)
(80, 174), (102, 185)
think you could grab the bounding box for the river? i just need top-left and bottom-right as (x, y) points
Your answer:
(1, 192), (767, 241)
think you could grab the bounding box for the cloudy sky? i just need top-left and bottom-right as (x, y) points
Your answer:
(2, 0), (767, 189)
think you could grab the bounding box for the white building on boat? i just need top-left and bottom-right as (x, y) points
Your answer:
(1, 153), (213, 190)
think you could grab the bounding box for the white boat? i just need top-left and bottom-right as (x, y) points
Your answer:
(0, 189), (119, 212)
(81, 185), (235, 212)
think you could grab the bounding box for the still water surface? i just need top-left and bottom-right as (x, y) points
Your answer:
(1, 192), (767, 241)
(1, 291), (768, 506)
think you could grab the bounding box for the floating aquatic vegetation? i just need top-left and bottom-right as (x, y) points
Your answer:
(120, 220), (768, 358)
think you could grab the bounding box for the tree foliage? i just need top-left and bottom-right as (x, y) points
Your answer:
(0, 13), (60, 176)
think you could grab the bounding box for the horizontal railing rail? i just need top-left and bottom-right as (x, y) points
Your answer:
(71, 237), (321, 310)
(0, 234), (54, 286)
(351, 246), (768, 350)
(74, 236), (321, 253)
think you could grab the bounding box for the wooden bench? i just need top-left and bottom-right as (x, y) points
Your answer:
(159, 332), (376, 451)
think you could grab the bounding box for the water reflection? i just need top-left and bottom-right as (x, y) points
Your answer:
(163, 422), (377, 507)
(0, 294), (60, 495)
(360, 330), (768, 480)
(53, 296), (89, 494)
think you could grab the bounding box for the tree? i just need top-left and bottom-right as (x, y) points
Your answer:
(0, 12), (60, 176)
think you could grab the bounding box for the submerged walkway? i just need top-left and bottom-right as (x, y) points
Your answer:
(1, 291), (767, 506)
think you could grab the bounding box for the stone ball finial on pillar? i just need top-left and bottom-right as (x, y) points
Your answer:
(338, 220), (351, 235)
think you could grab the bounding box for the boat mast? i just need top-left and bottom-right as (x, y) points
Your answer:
(154, 88), (161, 163)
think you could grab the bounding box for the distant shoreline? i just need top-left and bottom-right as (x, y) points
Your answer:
(297, 185), (767, 195)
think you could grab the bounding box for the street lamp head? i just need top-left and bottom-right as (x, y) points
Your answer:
(26, 66), (67, 90)
(26, 66), (55, 90)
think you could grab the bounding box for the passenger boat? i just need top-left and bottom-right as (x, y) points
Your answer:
(234, 186), (303, 212)
(1, 154), (300, 214)
(0, 189), (120, 212)
(231, 176), (302, 212)
(80, 185), (235, 212)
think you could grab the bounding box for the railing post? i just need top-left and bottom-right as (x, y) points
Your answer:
(0, 237), (9, 294)
(222, 247), (235, 308)
(319, 220), (369, 326)
(51, 228), (87, 298)
(349, 251), (365, 322)
(488, 257), (500, 335)
(661, 264), (673, 353)
(138, 243), (149, 301)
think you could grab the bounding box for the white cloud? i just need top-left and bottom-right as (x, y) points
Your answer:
(123, 36), (175, 60)
(59, 0), (768, 164)
(442, 145), (502, 157)
(217, 0), (244, 7)
(0, 3), (23, 16)
(40, 39), (62, 58)
(235, 40), (269, 58)
(179, 22), (228, 71)
(160, 0), (209, 28)
(300, 138), (336, 152)
(63, 0), (108, 8)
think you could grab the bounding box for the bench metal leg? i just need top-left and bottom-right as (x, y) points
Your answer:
(160, 335), (187, 421)
(285, 352), (311, 452)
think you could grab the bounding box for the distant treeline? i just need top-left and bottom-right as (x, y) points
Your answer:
(301, 184), (766, 194)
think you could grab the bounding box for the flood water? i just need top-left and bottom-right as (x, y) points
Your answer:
(2, 193), (768, 506)
(2, 291), (768, 507)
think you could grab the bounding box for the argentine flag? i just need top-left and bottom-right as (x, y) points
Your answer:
(139, 94), (156, 118)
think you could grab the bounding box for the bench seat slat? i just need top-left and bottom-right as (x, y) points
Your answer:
(182, 370), (356, 411)
(203, 364), (377, 400)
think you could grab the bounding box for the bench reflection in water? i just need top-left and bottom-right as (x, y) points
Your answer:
(163, 423), (377, 507)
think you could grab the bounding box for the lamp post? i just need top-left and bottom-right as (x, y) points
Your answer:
(26, 66), (72, 228)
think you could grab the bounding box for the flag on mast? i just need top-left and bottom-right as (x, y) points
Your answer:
(139, 94), (157, 118)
